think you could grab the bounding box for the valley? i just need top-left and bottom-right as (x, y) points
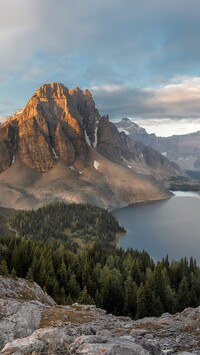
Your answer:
(1, 83), (200, 355)
(1, 2), (200, 353)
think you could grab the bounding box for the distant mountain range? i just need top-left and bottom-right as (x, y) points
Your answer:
(0, 83), (176, 209)
(115, 118), (200, 171)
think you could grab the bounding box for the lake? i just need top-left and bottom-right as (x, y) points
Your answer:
(112, 192), (200, 264)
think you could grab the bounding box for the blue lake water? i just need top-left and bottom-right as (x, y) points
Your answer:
(112, 192), (200, 264)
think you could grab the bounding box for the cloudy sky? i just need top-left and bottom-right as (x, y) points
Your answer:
(1, 0), (200, 136)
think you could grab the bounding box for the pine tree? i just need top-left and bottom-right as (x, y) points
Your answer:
(57, 260), (68, 290)
(154, 295), (164, 316)
(11, 268), (17, 278)
(78, 286), (94, 304)
(68, 273), (80, 301)
(136, 283), (147, 319)
(0, 260), (9, 275)
(26, 267), (34, 281)
(109, 268), (124, 315)
(66, 294), (73, 305)
(100, 266), (112, 312)
(178, 276), (190, 311)
(59, 287), (66, 304)
(95, 289), (103, 308)
(123, 276), (137, 317)
(153, 262), (168, 310)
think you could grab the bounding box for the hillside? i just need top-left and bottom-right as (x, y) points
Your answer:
(0, 83), (176, 210)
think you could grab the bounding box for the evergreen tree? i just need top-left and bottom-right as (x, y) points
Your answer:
(154, 295), (164, 316)
(95, 289), (103, 308)
(153, 262), (168, 310)
(66, 294), (73, 305)
(136, 283), (147, 319)
(123, 276), (137, 317)
(0, 260), (9, 275)
(68, 273), (80, 301)
(78, 286), (94, 304)
(178, 276), (190, 311)
(26, 267), (34, 281)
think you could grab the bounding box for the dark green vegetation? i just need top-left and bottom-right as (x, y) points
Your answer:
(0, 202), (200, 319)
(9, 202), (125, 249)
(169, 175), (200, 191)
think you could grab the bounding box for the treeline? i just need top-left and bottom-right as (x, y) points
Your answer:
(9, 202), (125, 249)
(0, 232), (200, 318)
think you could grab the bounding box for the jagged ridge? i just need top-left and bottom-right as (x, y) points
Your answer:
(0, 83), (100, 173)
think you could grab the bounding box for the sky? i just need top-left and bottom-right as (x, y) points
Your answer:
(1, 0), (200, 136)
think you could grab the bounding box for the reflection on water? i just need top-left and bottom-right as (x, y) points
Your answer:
(112, 193), (200, 264)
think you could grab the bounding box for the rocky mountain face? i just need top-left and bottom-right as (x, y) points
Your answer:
(98, 116), (176, 174)
(0, 83), (177, 210)
(0, 275), (200, 354)
(115, 118), (200, 171)
(0, 83), (100, 173)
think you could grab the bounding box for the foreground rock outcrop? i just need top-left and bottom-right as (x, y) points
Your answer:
(0, 276), (200, 354)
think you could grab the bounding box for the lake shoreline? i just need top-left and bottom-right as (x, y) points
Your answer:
(112, 191), (200, 264)
(110, 193), (173, 213)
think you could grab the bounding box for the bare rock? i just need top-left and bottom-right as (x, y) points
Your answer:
(97, 115), (122, 164)
(0, 83), (100, 173)
(0, 299), (44, 349)
(0, 276), (55, 305)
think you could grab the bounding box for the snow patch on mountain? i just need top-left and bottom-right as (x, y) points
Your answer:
(84, 130), (91, 146)
(52, 148), (58, 159)
(118, 127), (129, 135)
(94, 160), (100, 170)
(94, 128), (98, 147)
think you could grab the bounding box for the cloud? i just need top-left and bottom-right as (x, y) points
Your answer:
(1, 0), (200, 122)
(1, 0), (200, 84)
(136, 118), (200, 137)
(90, 77), (200, 120)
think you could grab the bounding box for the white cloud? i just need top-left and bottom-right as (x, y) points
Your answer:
(1, 0), (200, 129)
(90, 84), (126, 94)
(91, 76), (200, 120)
(136, 118), (200, 137)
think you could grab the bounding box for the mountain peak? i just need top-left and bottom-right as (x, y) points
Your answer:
(36, 82), (66, 95)
(85, 89), (92, 97)
(121, 117), (131, 123)
(0, 82), (101, 173)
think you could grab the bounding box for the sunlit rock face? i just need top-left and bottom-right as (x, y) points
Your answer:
(0, 83), (100, 173)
